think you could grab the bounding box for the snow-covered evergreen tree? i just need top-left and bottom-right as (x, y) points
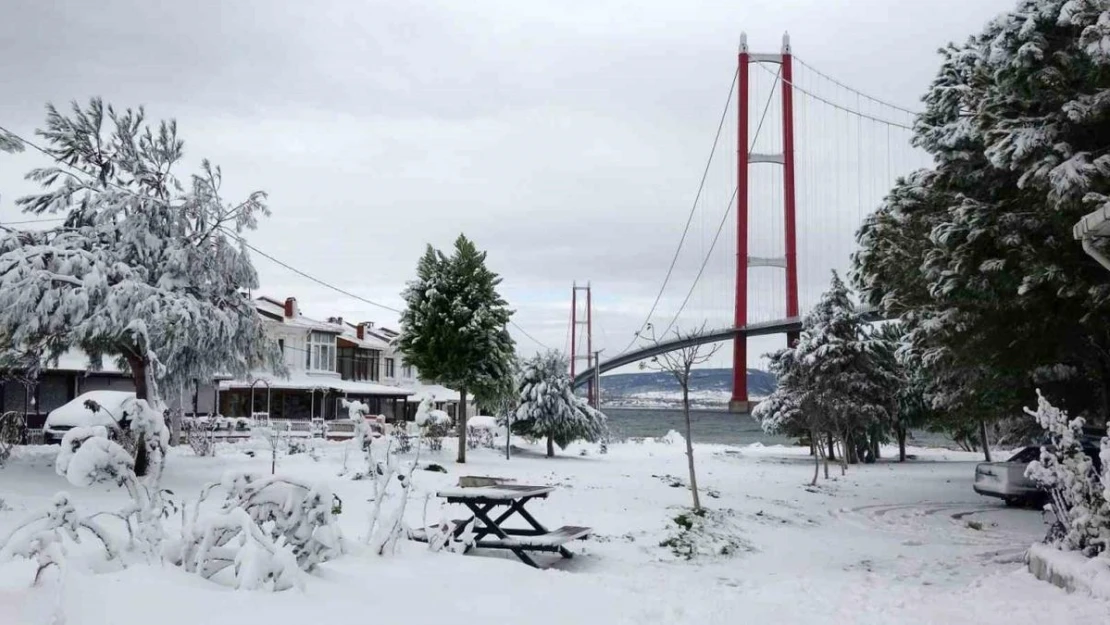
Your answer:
(853, 0), (1110, 431)
(0, 99), (281, 476)
(513, 350), (606, 457)
(755, 273), (895, 479)
(398, 234), (515, 463)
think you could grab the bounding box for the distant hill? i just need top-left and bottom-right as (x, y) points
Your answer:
(598, 368), (775, 409)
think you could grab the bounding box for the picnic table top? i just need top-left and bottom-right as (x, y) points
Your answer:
(436, 484), (555, 500)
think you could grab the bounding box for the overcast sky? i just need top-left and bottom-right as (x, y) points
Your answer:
(0, 0), (1013, 372)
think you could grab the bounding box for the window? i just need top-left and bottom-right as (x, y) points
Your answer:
(368, 350), (381, 381)
(339, 348), (375, 381)
(384, 358), (395, 378)
(401, 362), (413, 379)
(307, 331), (336, 372)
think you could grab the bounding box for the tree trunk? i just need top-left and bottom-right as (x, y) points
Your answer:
(846, 431), (859, 465)
(840, 430), (848, 476)
(124, 353), (151, 477)
(978, 419), (991, 463)
(897, 425), (907, 462)
(826, 432), (836, 461)
(682, 386), (700, 511)
(811, 432), (820, 486)
(546, 434), (554, 458)
(456, 388), (468, 464)
(870, 429), (880, 462)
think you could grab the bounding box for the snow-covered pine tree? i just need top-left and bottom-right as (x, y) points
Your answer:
(854, 0), (1110, 432)
(513, 350), (606, 457)
(398, 234), (515, 463)
(0, 99), (281, 477)
(792, 272), (893, 473)
(755, 343), (826, 484)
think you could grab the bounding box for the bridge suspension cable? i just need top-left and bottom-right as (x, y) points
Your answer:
(754, 63), (915, 130)
(793, 56), (921, 116)
(615, 67), (739, 357)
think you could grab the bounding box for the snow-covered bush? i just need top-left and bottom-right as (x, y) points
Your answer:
(221, 473), (344, 570)
(56, 426), (172, 556)
(0, 410), (24, 466)
(466, 415), (498, 450)
(363, 434), (422, 555)
(0, 492), (118, 582)
(414, 397), (452, 451)
(168, 472), (342, 590)
(173, 506), (303, 591)
(658, 508), (753, 561)
(1024, 390), (1110, 556)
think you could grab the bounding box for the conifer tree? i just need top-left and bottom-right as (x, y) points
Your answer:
(513, 350), (606, 457)
(398, 234), (516, 463)
(853, 0), (1110, 435)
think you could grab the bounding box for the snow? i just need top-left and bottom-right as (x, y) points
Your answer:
(220, 372), (413, 397)
(466, 415), (499, 430)
(44, 391), (135, 429)
(1027, 542), (1110, 600)
(1, 439), (1107, 624)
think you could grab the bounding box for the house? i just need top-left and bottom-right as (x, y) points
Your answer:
(216, 297), (414, 422)
(0, 350), (216, 430)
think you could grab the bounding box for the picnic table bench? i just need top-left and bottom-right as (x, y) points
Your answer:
(415, 482), (591, 568)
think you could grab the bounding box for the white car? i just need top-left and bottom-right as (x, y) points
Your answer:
(43, 390), (136, 444)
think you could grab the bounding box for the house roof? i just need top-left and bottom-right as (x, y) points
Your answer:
(219, 371), (414, 397)
(47, 349), (126, 375)
(254, 296), (341, 334)
(338, 322), (390, 351)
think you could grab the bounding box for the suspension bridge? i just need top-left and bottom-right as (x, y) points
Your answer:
(569, 33), (929, 411)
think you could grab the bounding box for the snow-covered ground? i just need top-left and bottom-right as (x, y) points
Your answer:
(1, 436), (1106, 624)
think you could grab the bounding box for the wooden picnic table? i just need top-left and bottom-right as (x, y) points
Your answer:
(433, 483), (591, 568)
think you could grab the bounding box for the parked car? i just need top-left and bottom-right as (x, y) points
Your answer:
(974, 442), (1104, 507)
(42, 390), (136, 444)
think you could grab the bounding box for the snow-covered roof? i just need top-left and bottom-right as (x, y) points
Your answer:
(410, 382), (462, 403)
(1074, 205), (1110, 240)
(47, 349), (126, 375)
(337, 322), (390, 351)
(254, 296), (342, 334)
(220, 372), (414, 397)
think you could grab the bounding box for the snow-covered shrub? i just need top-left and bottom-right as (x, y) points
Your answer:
(658, 508), (753, 561)
(467, 415), (498, 450)
(219, 473), (344, 570)
(1024, 390), (1110, 556)
(363, 434), (422, 555)
(185, 418), (217, 457)
(414, 397), (451, 451)
(55, 426), (173, 556)
(0, 492), (118, 582)
(0, 410), (24, 466)
(172, 505), (303, 591)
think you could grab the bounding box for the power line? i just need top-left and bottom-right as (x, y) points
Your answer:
(793, 56), (921, 116)
(616, 67), (739, 357)
(5, 122), (554, 345)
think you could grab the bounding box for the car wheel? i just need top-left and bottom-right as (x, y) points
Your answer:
(1003, 497), (1023, 508)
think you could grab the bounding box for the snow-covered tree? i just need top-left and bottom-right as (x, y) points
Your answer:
(853, 0), (1110, 433)
(398, 234), (515, 463)
(513, 350), (606, 457)
(755, 273), (895, 480)
(1024, 390), (1110, 556)
(639, 323), (720, 511)
(0, 99), (281, 476)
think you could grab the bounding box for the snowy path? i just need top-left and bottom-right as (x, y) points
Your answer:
(0, 438), (1105, 624)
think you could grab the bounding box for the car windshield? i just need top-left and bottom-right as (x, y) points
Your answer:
(1007, 447), (1040, 463)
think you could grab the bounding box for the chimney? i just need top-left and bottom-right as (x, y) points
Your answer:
(356, 324), (365, 340)
(284, 297), (298, 318)
(328, 316), (344, 326)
